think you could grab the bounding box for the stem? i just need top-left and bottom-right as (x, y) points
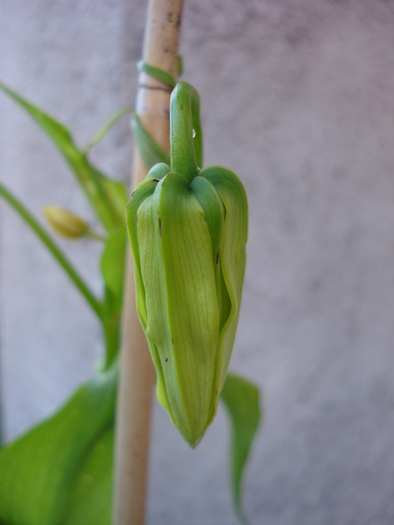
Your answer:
(85, 228), (107, 242)
(0, 180), (103, 321)
(113, 1), (184, 524)
(102, 308), (121, 369)
(83, 107), (133, 154)
(170, 82), (203, 179)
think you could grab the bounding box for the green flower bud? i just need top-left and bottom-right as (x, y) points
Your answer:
(44, 206), (89, 239)
(127, 82), (248, 447)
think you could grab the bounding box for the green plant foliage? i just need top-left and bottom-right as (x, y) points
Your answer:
(100, 227), (127, 368)
(100, 227), (127, 302)
(0, 81), (129, 370)
(0, 81), (128, 234)
(63, 428), (114, 525)
(137, 61), (177, 88)
(221, 373), (262, 525)
(0, 80), (261, 524)
(0, 368), (259, 525)
(0, 365), (117, 525)
(132, 114), (169, 171)
(0, 181), (103, 320)
(83, 108), (133, 154)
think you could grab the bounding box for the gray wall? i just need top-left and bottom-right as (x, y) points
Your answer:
(1, 1), (394, 524)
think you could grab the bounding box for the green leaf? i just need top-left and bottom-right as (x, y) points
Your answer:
(100, 227), (127, 368)
(63, 427), (114, 525)
(220, 373), (262, 525)
(0, 180), (103, 320)
(100, 227), (127, 302)
(0, 364), (117, 525)
(98, 174), (128, 227)
(84, 107), (133, 153)
(132, 114), (169, 171)
(0, 80), (127, 233)
(137, 61), (176, 88)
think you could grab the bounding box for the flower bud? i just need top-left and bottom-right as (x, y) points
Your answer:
(44, 206), (89, 239)
(127, 82), (248, 447)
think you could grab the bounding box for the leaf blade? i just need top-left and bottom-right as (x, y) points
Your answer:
(63, 427), (114, 525)
(220, 372), (262, 525)
(0, 180), (103, 320)
(132, 114), (169, 171)
(100, 227), (127, 367)
(100, 227), (126, 303)
(0, 365), (117, 525)
(0, 80), (127, 232)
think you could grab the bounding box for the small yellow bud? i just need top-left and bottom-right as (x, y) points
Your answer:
(43, 206), (89, 239)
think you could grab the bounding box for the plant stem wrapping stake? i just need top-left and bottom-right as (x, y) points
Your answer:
(126, 82), (248, 447)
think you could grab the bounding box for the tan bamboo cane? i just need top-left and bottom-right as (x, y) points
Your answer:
(113, 1), (184, 523)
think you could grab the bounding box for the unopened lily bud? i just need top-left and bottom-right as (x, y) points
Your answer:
(127, 82), (248, 447)
(43, 206), (89, 239)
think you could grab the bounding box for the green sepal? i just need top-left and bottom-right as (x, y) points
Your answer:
(126, 178), (159, 329)
(145, 162), (171, 181)
(158, 172), (220, 446)
(189, 175), (224, 262)
(200, 166), (248, 388)
(134, 177), (175, 423)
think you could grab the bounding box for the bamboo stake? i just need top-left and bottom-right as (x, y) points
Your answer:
(113, 1), (184, 524)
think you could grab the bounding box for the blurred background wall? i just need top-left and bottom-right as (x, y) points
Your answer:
(1, 1), (394, 524)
